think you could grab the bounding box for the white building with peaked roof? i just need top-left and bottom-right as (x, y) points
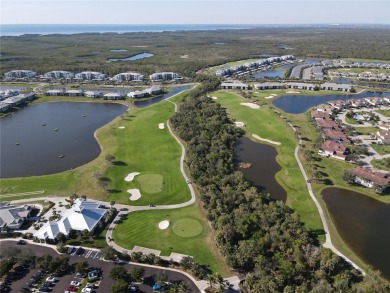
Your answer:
(111, 72), (144, 81)
(43, 71), (74, 79)
(4, 70), (37, 79)
(74, 71), (106, 80)
(149, 72), (182, 81)
(0, 202), (32, 230)
(34, 198), (108, 241)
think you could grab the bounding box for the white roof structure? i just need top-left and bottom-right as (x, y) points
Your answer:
(34, 198), (108, 240)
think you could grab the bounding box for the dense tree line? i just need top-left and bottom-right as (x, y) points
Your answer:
(2, 27), (389, 78)
(170, 81), (389, 292)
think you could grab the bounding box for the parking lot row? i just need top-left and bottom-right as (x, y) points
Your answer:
(66, 246), (102, 260)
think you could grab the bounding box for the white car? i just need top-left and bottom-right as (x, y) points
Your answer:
(46, 277), (58, 282)
(81, 288), (92, 293)
(70, 281), (82, 287)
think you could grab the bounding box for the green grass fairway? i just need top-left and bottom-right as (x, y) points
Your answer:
(135, 174), (164, 194)
(112, 205), (230, 275)
(172, 218), (203, 238)
(105, 95), (191, 206)
(211, 90), (323, 235)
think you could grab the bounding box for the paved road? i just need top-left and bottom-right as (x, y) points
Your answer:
(1, 240), (200, 293)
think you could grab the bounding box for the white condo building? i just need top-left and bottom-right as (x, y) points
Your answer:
(43, 71), (74, 79)
(149, 72), (182, 81)
(74, 71), (106, 80)
(4, 70), (37, 79)
(111, 72), (144, 81)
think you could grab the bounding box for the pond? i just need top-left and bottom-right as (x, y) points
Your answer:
(272, 91), (386, 114)
(0, 102), (127, 178)
(134, 86), (192, 108)
(334, 77), (356, 84)
(108, 52), (154, 62)
(253, 69), (285, 79)
(234, 137), (287, 202)
(322, 187), (390, 281)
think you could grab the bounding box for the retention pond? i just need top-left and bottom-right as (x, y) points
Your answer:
(0, 102), (127, 178)
(322, 187), (390, 280)
(234, 137), (286, 202)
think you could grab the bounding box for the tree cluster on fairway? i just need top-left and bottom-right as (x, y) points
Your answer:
(170, 82), (389, 291)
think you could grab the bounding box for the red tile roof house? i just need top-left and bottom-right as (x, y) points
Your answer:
(316, 118), (339, 130)
(348, 167), (390, 194)
(376, 131), (390, 145)
(311, 110), (330, 120)
(322, 129), (350, 144)
(318, 140), (350, 160)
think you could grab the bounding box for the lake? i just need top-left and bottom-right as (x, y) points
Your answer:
(322, 187), (390, 281)
(253, 69), (285, 79)
(134, 86), (192, 108)
(272, 91), (386, 114)
(0, 102), (127, 178)
(108, 52), (154, 62)
(234, 137), (286, 202)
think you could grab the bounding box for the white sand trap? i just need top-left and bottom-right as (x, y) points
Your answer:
(158, 123), (165, 129)
(286, 91), (300, 94)
(180, 55), (189, 59)
(211, 96), (218, 100)
(271, 94), (277, 96)
(124, 172), (140, 182)
(240, 103), (260, 109)
(158, 220), (170, 230)
(252, 134), (281, 146)
(118, 126), (125, 129)
(235, 121), (245, 127)
(128, 189), (141, 201)
(265, 95), (275, 99)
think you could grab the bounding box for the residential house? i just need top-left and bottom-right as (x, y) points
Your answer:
(255, 82), (284, 90)
(316, 118), (339, 130)
(221, 82), (249, 90)
(84, 91), (102, 98)
(111, 72), (144, 81)
(321, 82), (352, 92)
(103, 93), (124, 100)
(65, 89), (83, 96)
(287, 82), (316, 90)
(149, 72), (182, 81)
(43, 71), (74, 79)
(376, 131), (390, 145)
(318, 140), (350, 160)
(4, 70), (37, 79)
(348, 167), (390, 193)
(378, 122), (390, 131)
(46, 89), (65, 96)
(311, 110), (330, 120)
(322, 129), (349, 144)
(147, 85), (162, 95)
(74, 71), (106, 80)
(0, 202), (32, 230)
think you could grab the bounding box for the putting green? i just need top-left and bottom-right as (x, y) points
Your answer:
(136, 174), (163, 194)
(172, 218), (203, 238)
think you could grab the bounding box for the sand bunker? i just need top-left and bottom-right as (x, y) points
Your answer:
(240, 103), (260, 109)
(180, 55), (189, 59)
(286, 91), (300, 94)
(252, 134), (281, 146)
(211, 96), (218, 100)
(235, 121), (245, 127)
(118, 126), (125, 129)
(124, 172), (140, 182)
(158, 123), (165, 129)
(158, 220), (170, 230)
(128, 189), (141, 201)
(265, 95), (275, 99)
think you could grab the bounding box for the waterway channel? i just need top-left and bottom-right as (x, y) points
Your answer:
(0, 102), (127, 178)
(234, 137), (286, 202)
(322, 187), (390, 280)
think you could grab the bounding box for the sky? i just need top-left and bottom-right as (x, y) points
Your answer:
(1, 0), (389, 25)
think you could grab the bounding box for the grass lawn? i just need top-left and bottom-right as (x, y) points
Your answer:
(355, 126), (378, 135)
(331, 68), (390, 75)
(342, 58), (390, 64)
(375, 109), (390, 117)
(345, 116), (360, 125)
(211, 90), (323, 235)
(104, 94), (191, 206)
(371, 143), (390, 156)
(371, 158), (390, 172)
(112, 203), (231, 276)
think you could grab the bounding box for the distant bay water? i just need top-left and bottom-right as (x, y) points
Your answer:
(0, 24), (255, 36)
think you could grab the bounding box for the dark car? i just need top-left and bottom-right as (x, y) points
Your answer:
(119, 208), (128, 211)
(38, 286), (50, 292)
(76, 247), (84, 255)
(16, 239), (27, 245)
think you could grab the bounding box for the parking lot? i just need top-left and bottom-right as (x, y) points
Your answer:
(2, 241), (200, 293)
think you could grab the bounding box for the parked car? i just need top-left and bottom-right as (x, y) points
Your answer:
(70, 281), (82, 287)
(75, 247), (84, 255)
(81, 288), (92, 293)
(16, 239), (27, 245)
(46, 277), (58, 282)
(128, 285), (139, 292)
(76, 273), (86, 278)
(66, 285), (77, 292)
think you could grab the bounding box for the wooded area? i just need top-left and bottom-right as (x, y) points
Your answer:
(170, 78), (390, 292)
(1, 27), (390, 78)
